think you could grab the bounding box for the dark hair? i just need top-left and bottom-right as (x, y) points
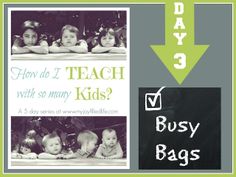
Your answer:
(102, 128), (117, 137)
(21, 20), (41, 36)
(98, 28), (120, 47)
(19, 130), (41, 153)
(60, 25), (79, 40)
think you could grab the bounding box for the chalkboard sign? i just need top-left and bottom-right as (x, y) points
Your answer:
(139, 88), (221, 169)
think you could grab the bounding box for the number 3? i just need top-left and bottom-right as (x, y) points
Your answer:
(174, 53), (186, 69)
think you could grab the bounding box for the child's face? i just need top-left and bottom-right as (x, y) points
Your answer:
(23, 29), (38, 46)
(86, 140), (97, 153)
(44, 137), (62, 155)
(102, 131), (117, 148)
(61, 29), (77, 47)
(101, 33), (115, 47)
(20, 146), (31, 155)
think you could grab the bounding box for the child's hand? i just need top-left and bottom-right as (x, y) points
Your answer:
(105, 156), (118, 159)
(105, 156), (114, 159)
(62, 154), (75, 159)
(11, 153), (22, 159)
(22, 46), (32, 52)
(99, 144), (106, 149)
(56, 154), (65, 159)
(109, 47), (126, 54)
(26, 153), (37, 159)
(13, 37), (23, 47)
(95, 155), (105, 159)
(66, 46), (88, 53)
(61, 154), (69, 159)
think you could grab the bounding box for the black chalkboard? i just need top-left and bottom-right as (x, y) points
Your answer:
(139, 88), (221, 169)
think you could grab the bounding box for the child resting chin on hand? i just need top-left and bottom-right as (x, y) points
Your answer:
(49, 25), (88, 53)
(95, 129), (123, 159)
(63, 130), (98, 159)
(91, 28), (126, 54)
(38, 132), (65, 159)
(11, 20), (48, 54)
(11, 130), (40, 159)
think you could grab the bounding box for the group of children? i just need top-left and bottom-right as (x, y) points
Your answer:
(11, 129), (123, 160)
(12, 20), (126, 54)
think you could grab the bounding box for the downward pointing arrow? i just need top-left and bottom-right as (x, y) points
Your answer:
(151, 0), (209, 85)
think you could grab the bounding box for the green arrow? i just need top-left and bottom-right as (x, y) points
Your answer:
(151, 0), (209, 84)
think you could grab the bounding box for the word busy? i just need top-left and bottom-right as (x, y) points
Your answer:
(156, 116), (200, 138)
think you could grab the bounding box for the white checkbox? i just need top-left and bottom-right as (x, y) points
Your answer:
(144, 86), (165, 111)
(145, 93), (162, 111)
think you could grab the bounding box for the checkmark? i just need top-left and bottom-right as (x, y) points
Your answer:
(145, 86), (166, 111)
(148, 94), (159, 107)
